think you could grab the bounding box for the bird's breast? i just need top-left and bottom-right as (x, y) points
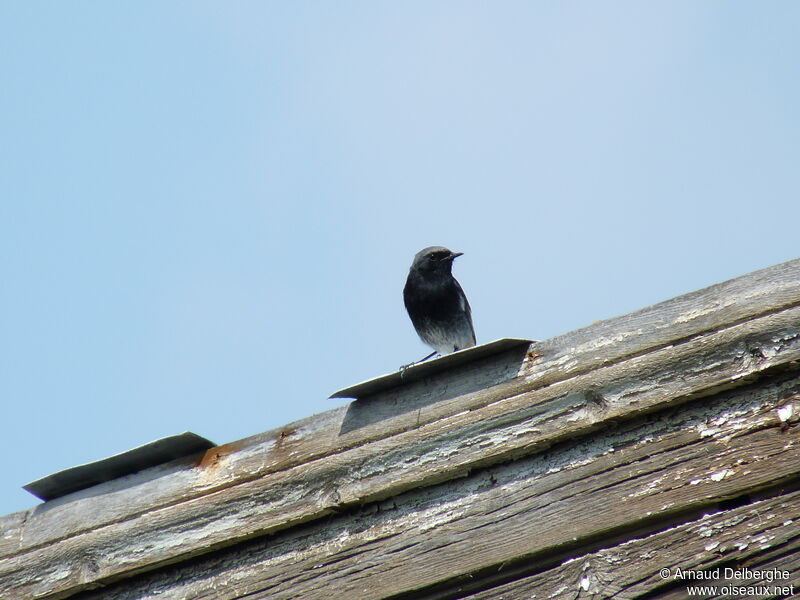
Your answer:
(404, 276), (464, 321)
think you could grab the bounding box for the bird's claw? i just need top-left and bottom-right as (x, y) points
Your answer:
(398, 351), (440, 376)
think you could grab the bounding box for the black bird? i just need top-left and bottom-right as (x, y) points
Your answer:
(403, 246), (476, 364)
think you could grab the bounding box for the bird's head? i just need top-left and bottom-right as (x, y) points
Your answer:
(411, 246), (463, 276)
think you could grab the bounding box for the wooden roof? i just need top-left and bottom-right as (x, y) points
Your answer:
(2, 258), (800, 599)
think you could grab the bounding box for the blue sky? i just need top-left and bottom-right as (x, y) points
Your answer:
(1, 2), (798, 516)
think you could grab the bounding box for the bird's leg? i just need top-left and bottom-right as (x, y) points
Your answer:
(399, 351), (439, 373)
(419, 350), (439, 363)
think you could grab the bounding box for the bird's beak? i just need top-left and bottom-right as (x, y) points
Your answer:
(450, 252), (464, 260)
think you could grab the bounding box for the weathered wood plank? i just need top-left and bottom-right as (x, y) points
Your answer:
(4, 302), (800, 600)
(0, 512), (24, 557)
(57, 374), (800, 600)
(5, 258), (800, 562)
(462, 489), (800, 600)
(248, 425), (797, 600)
(526, 256), (800, 377)
(4, 258), (799, 564)
(6, 345), (529, 553)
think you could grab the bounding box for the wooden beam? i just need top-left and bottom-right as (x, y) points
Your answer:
(5, 259), (800, 560)
(462, 489), (800, 600)
(63, 372), (800, 600)
(2, 258), (800, 600)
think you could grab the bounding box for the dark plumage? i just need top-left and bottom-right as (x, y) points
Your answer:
(403, 246), (476, 358)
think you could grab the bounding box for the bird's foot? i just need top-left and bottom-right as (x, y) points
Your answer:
(398, 351), (440, 375)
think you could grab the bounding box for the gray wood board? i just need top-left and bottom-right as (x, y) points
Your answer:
(62, 374), (800, 600)
(3, 257), (800, 600)
(3, 297), (800, 600)
(462, 489), (800, 600)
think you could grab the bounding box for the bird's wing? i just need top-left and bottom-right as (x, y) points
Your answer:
(454, 278), (477, 345)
